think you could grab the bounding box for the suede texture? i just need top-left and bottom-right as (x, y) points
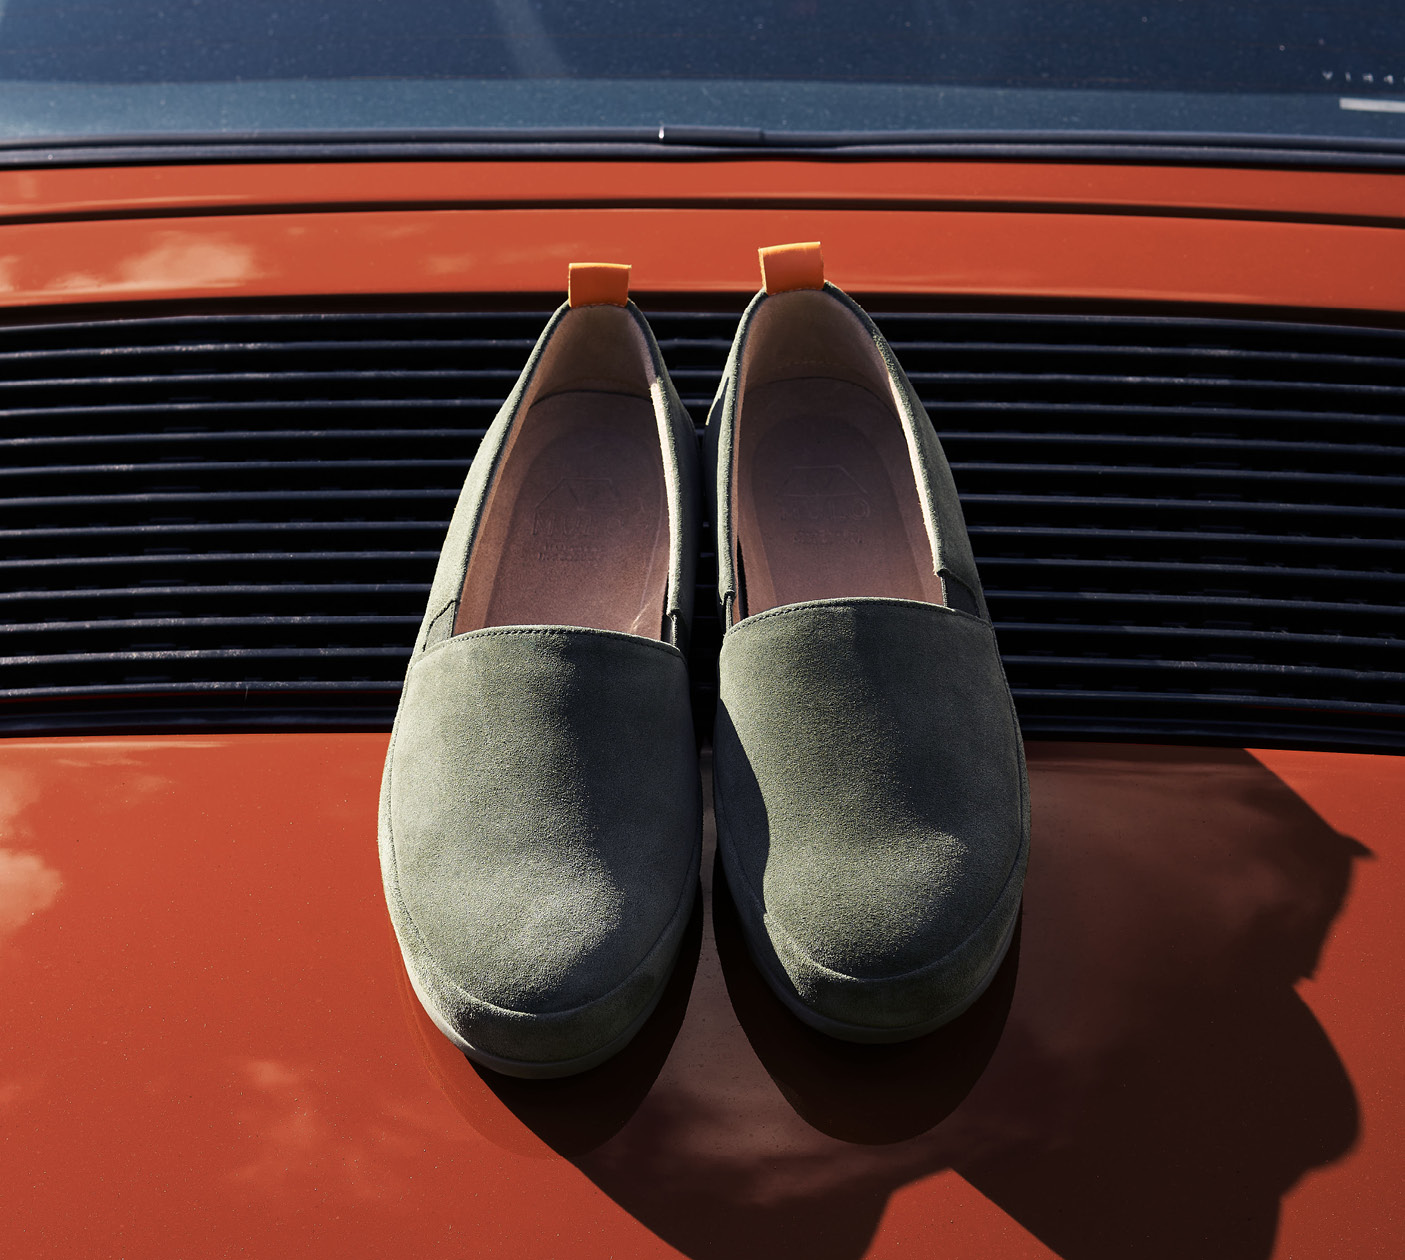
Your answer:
(415, 298), (698, 655)
(706, 282), (989, 624)
(383, 628), (700, 1066)
(707, 280), (1029, 1039)
(380, 297), (701, 1072)
(714, 598), (1027, 1034)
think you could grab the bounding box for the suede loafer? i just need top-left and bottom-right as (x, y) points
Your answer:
(707, 242), (1029, 1043)
(380, 264), (702, 1077)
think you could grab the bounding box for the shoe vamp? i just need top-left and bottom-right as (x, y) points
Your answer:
(717, 598), (1025, 979)
(389, 628), (699, 1014)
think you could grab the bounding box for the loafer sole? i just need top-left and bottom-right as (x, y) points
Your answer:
(732, 890), (1020, 1044)
(400, 941), (682, 1078)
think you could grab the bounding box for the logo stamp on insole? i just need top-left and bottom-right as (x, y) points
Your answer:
(779, 465), (869, 545)
(533, 478), (638, 562)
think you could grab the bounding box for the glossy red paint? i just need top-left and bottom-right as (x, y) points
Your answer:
(0, 157), (1402, 311)
(1, 735), (1400, 1259)
(3, 161), (1405, 222)
(0, 205), (1401, 312)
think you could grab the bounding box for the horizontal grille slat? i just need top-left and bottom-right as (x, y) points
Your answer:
(1010, 690), (1405, 717)
(0, 336), (540, 363)
(1, 552), (439, 573)
(9, 647), (409, 667)
(939, 430), (1405, 451)
(3, 428), (487, 451)
(0, 583), (427, 604)
(985, 590), (1405, 617)
(0, 402), (500, 438)
(995, 622), (1401, 651)
(926, 400), (1405, 433)
(904, 371), (1405, 398)
(3, 301), (1402, 751)
(867, 310), (1399, 339)
(975, 556), (1405, 585)
(1, 521), (443, 541)
(2, 459), (476, 484)
(960, 493), (1405, 520)
(885, 339), (1405, 368)
(2, 488), (458, 513)
(969, 526), (1405, 551)
(0, 680), (403, 699)
(950, 462), (1404, 491)
(1001, 655), (1405, 684)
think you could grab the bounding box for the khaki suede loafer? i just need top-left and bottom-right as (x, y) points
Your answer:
(706, 242), (1029, 1043)
(380, 264), (702, 1077)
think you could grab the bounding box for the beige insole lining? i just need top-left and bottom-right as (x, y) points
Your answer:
(454, 390), (669, 637)
(735, 377), (944, 617)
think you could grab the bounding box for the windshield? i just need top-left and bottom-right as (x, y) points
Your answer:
(0, 0), (1401, 148)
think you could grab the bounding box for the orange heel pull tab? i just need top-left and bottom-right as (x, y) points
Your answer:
(759, 241), (824, 295)
(568, 262), (631, 307)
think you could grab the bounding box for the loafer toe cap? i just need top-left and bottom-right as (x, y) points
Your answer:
(714, 598), (1029, 1040)
(393, 854), (697, 1074)
(753, 834), (1025, 1039)
(380, 627), (701, 1073)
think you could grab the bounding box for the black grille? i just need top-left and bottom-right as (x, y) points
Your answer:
(3, 305), (1403, 751)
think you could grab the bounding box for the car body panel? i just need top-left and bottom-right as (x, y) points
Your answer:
(0, 161), (1402, 310)
(4, 161), (1405, 221)
(2, 147), (1403, 1257)
(1, 734), (1401, 1258)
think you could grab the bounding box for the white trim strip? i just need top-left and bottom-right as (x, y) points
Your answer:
(1340, 97), (1405, 114)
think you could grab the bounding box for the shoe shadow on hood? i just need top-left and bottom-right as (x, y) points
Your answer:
(413, 744), (1367, 1260)
(712, 854), (1023, 1146)
(581, 745), (1364, 1260)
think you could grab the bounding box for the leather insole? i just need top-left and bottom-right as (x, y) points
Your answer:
(736, 377), (943, 616)
(455, 391), (668, 637)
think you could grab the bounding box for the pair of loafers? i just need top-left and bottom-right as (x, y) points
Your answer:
(378, 244), (1029, 1078)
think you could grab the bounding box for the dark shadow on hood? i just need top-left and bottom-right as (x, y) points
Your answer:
(408, 744), (1367, 1260)
(713, 849), (1021, 1144)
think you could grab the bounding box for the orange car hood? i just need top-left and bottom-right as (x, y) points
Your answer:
(2, 733), (1402, 1258)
